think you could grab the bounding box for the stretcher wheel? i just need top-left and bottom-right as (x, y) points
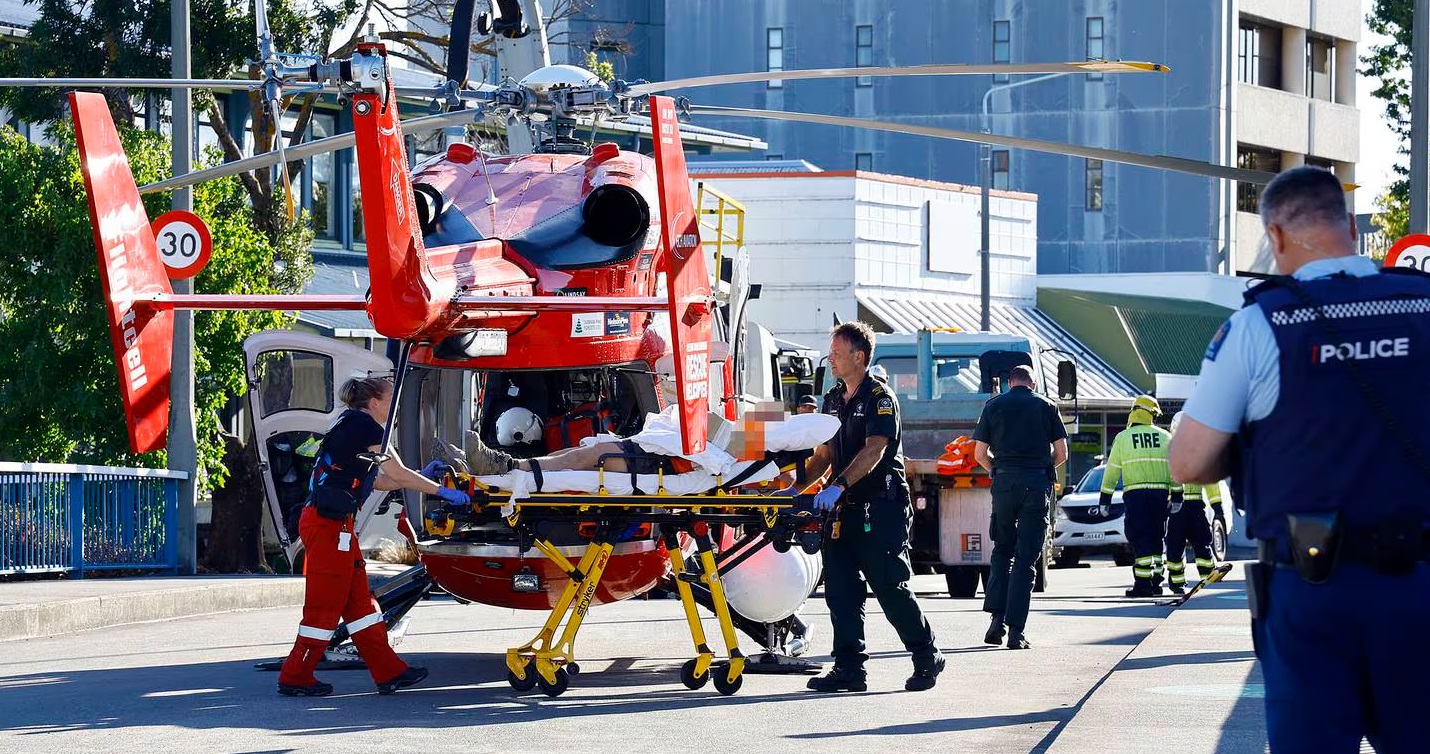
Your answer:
(712, 664), (742, 696)
(680, 658), (709, 690)
(565, 662), (581, 676)
(538, 667), (571, 697)
(771, 537), (792, 553)
(507, 667), (537, 692)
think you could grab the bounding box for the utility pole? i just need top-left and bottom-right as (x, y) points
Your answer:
(170, 0), (199, 574)
(1414, 0), (1430, 232)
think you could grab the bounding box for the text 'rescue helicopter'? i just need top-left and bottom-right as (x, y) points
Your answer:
(2, 0), (1288, 697)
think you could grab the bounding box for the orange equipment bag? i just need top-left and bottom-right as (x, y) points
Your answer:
(936, 436), (979, 476)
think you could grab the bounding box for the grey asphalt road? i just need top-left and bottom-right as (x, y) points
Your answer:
(0, 562), (1264, 754)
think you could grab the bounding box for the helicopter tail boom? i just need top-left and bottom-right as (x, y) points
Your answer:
(71, 92), (175, 454)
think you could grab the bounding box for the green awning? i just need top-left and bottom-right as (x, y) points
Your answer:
(1036, 289), (1234, 391)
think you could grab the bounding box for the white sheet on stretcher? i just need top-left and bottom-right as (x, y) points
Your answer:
(578, 406), (841, 477)
(476, 459), (782, 511)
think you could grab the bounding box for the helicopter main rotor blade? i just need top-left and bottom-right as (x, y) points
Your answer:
(689, 105), (1279, 186)
(0, 77), (265, 90)
(627, 60), (1167, 96)
(446, 0), (478, 88)
(138, 108), (485, 194)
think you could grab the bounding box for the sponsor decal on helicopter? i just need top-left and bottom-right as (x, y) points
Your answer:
(555, 287), (588, 296)
(571, 312), (605, 338)
(105, 238), (150, 393)
(683, 340), (709, 401)
(657, 107), (676, 145)
(390, 159), (406, 225)
(604, 312), (631, 335)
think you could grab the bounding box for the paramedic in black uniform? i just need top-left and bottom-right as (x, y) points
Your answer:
(801, 321), (946, 692)
(972, 364), (1068, 650)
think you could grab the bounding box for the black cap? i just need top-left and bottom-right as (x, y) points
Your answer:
(798, 395), (818, 407)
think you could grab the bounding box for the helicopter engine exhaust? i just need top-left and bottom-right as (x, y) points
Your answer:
(582, 184), (650, 247)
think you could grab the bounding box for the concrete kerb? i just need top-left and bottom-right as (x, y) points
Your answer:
(0, 577), (307, 643)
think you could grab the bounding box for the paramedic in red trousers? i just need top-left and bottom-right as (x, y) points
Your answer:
(1170, 166), (1430, 752)
(277, 376), (471, 697)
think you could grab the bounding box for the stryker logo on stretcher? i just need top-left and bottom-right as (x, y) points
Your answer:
(1314, 338), (1410, 363)
(106, 239), (149, 392)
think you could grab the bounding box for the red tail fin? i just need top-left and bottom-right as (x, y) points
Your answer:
(71, 92), (173, 453)
(649, 96), (712, 455)
(349, 44), (452, 339)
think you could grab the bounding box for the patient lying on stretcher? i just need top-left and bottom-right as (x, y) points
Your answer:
(442, 403), (839, 500)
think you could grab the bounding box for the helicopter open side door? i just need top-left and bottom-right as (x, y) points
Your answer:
(243, 330), (395, 567)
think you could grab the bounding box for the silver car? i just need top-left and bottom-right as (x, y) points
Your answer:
(1051, 465), (1245, 569)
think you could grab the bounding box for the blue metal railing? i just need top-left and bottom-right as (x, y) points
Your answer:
(0, 463), (186, 576)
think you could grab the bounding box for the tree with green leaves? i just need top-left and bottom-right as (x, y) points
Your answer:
(1364, 0), (1414, 246)
(0, 125), (311, 571)
(0, 125), (309, 473)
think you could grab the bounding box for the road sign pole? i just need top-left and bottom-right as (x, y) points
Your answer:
(1412, 0), (1429, 233)
(171, 0), (198, 574)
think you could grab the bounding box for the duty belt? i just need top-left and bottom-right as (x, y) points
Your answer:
(1259, 529), (1430, 569)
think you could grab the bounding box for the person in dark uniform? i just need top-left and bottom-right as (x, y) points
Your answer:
(277, 376), (470, 697)
(972, 364), (1068, 649)
(1171, 166), (1430, 753)
(800, 322), (945, 692)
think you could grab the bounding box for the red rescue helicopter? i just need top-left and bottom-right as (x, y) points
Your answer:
(3, 0), (1286, 694)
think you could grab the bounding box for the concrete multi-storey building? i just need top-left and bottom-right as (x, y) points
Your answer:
(604, 0), (1361, 276)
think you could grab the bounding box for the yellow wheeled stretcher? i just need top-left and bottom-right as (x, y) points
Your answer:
(424, 467), (825, 698)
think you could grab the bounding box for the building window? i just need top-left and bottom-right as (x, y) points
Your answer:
(855, 24), (874, 87)
(1086, 17), (1105, 81)
(993, 21), (1010, 83)
(767, 28), (784, 89)
(992, 150), (1009, 190)
(855, 152), (873, 171)
(765, 153), (784, 161)
(1238, 21), (1282, 88)
(1306, 36), (1335, 101)
(310, 113), (338, 240)
(1237, 146), (1282, 213)
(1085, 159), (1103, 211)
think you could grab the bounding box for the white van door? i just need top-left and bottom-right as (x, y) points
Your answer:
(243, 330), (395, 567)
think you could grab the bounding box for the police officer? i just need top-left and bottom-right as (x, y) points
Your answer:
(1102, 395), (1178, 597)
(801, 322), (945, 692)
(276, 376), (470, 697)
(1171, 166), (1430, 753)
(972, 363), (1068, 649)
(1163, 411), (1223, 595)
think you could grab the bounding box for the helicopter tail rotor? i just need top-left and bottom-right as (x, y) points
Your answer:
(71, 92), (175, 454)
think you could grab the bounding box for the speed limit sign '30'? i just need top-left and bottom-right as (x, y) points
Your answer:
(1384, 234), (1430, 272)
(151, 210), (213, 280)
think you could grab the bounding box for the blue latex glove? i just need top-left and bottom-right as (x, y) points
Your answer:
(812, 485), (845, 512)
(435, 486), (470, 505)
(420, 459), (448, 481)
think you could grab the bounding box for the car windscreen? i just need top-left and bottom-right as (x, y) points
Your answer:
(1075, 466), (1123, 493)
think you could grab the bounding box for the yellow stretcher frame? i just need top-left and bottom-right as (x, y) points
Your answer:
(429, 478), (816, 698)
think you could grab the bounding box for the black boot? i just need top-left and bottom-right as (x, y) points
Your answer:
(277, 679), (334, 697)
(1168, 582), (1186, 595)
(806, 666), (867, 692)
(377, 666), (429, 695)
(983, 614), (1006, 646)
(1006, 631), (1031, 650)
(905, 654), (946, 691)
(1125, 579), (1161, 598)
